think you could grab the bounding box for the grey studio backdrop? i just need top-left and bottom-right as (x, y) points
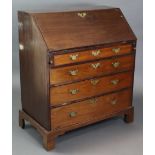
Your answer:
(12, 1), (143, 155)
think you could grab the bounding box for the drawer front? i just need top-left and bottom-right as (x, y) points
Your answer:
(50, 71), (133, 106)
(53, 44), (133, 66)
(51, 89), (132, 130)
(50, 55), (134, 85)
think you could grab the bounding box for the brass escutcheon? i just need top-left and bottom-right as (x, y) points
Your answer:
(92, 50), (101, 56)
(91, 63), (100, 69)
(70, 54), (78, 61)
(77, 12), (87, 18)
(90, 79), (100, 85)
(69, 89), (79, 95)
(69, 69), (78, 76)
(69, 112), (77, 117)
(111, 79), (119, 85)
(112, 62), (120, 68)
(112, 47), (120, 54)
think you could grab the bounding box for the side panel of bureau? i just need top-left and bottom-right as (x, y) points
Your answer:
(18, 12), (51, 130)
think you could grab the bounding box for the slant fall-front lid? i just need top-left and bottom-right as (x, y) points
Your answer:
(29, 8), (136, 51)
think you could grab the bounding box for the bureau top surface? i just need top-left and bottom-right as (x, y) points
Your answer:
(19, 7), (136, 51)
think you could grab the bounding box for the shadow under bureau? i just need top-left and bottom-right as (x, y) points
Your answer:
(18, 7), (137, 150)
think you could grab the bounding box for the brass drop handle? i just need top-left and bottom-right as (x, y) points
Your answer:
(89, 98), (97, 104)
(92, 50), (101, 56)
(112, 62), (120, 68)
(77, 12), (87, 18)
(69, 112), (77, 117)
(90, 79), (100, 85)
(69, 89), (79, 95)
(70, 54), (78, 61)
(69, 69), (78, 76)
(111, 79), (119, 85)
(112, 47), (120, 54)
(111, 99), (117, 105)
(91, 63), (100, 69)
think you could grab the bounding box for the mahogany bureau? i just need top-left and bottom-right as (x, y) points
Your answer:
(18, 7), (137, 150)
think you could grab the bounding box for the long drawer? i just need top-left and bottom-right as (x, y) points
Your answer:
(51, 89), (132, 130)
(50, 71), (133, 106)
(52, 44), (133, 66)
(50, 54), (134, 85)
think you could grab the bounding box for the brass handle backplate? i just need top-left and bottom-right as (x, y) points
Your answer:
(112, 47), (120, 54)
(69, 89), (79, 95)
(70, 54), (78, 61)
(77, 12), (87, 18)
(111, 79), (119, 85)
(89, 98), (97, 104)
(112, 62), (120, 68)
(69, 112), (77, 117)
(91, 63), (100, 69)
(92, 50), (101, 56)
(69, 69), (78, 76)
(90, 79), (100, 85)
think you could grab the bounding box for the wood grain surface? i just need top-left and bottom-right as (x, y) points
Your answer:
(50, 54), (134, 85)
(33, 9), (136, 51)
(50, 71), (133, 106)
(53, 44), (133, 66)
(18, 12), (51, 130)
(51, 89), (132, 129)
